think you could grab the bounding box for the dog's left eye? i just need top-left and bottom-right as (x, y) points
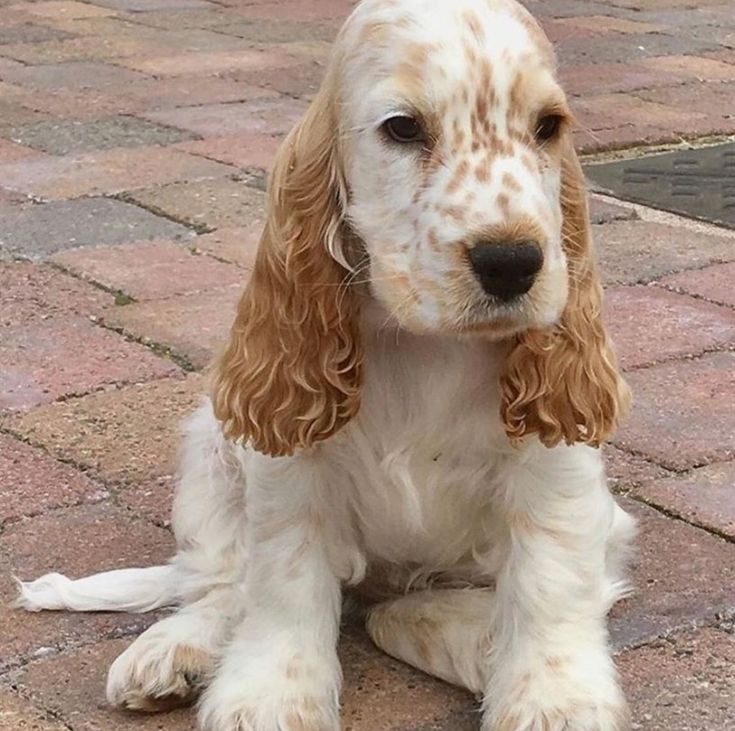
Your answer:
(383, 115), (424, 144)
(535, 114), (563, 143)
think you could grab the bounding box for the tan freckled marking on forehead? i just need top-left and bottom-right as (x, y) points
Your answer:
(474, 158), (491, 183)
(502, 172), (522, 192)
(428, 228), (440, 251)
(453, 128), (466, 150)
(446, 159), (469, 195)
(521, 152), (537, 173)
(497, 192), (510, 216)
(440, 204), (466, 223)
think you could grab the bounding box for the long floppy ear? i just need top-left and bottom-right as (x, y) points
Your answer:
(211, 83), (363, 458)
(500, 137), (629, 448)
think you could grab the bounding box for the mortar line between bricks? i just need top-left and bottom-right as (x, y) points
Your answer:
(111, 192), (215, 234)
(625, 491), (735, 545)
(651, 281), (735, 311)
(622, 343), (735, 374)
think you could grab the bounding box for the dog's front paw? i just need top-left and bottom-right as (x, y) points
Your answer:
(483, 658), (630, 731)
(198, 650), (340, 731)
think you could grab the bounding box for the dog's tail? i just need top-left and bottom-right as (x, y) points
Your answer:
(12, 565), (179, 614)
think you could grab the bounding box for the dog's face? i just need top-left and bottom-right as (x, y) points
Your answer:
(338, 0), (571, 337)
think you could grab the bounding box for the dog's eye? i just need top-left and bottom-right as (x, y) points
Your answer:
(535, 114), (563, 143)
(383, 115), (424, 144)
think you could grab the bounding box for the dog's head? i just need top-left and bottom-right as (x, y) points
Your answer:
(213, 0), (629, 456)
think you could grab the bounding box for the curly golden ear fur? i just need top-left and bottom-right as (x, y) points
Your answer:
(500, 138), (629, 448)
(211, 83), (362, 457)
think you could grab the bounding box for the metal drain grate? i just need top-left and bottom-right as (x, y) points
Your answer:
(584, 142), (735, 229)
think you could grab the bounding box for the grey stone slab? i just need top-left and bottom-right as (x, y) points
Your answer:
(0, 198), (193, 260)
(0, 102), (54, 136)
(213, 20), (338, 44)
(10, 116), (197, 155)
(586, 143), (735, 230)
(0, 23), (73, 45)
(0, 60), (149, 91)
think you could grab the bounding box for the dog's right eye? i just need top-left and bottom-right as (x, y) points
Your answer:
(383, 115), (424, 144)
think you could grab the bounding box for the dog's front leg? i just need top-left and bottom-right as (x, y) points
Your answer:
(199, 453), (343, 731)
(482, 445), (631, 731)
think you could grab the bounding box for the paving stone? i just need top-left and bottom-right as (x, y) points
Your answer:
(559, 62), (681, 97)
(613, 353), (735, 470)
(191, 224), (262, 268)
(5, 374), (204, 484)
(0, 688), (69, 731)
(214, 19), (338, 44)
(231, 0), (361, 22)
(0, 137), (46, 163)
(0, 146), (234, 200)
(13, 1), (117, 19)
(0, 262), (112, 327)
(619, 628), (735, 731)
(113, 7), (243, 30)
(233, 60), (328, 97)
(9, 116), (197, 155)
(0, 188), (28, 207)
(117, 474), (175, 527)
(634, 81), (735, 125)
(588, 197), (638, 224)
(142, 96), (307, 137)
(52, 239), (244, 301)
(0, 503), (174, 672)
(637, 54), (735, 81)
(0, 317), (182, 411)
(0, 433), (107, 526)
(0, 198), (192, 260)
(103, 285), (242, 369)
(111, 76), (263, 113)
(609, 497), (735, 650)
(117, 48), (297, 77)
(658, 262), (735, 308)
(556, 15), (664, 35)
(0, 102), (54, 137)
(0, 21), (72, 44)
(127, 179), (266, 231)
(0, 35), (167, 64)
(632, 462), (735, 541)
(93, 0), (214, 9)
(0, 60), (149, 91)
(592, 221), (735, 286)
(175, 132), (282, 171)
(604, 286), (735, 370)
(12, 638), (194, 731)
(604, 445), (672, 494)
(556, 33), (720, 66)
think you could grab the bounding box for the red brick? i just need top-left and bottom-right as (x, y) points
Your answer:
(619, 628), (735, 731)
(589, 197), (637, 224)
(231, 0), (352, 22)
(613, 353), (735, 470)
(52, 240), (244, 301)
(117, 474), (176, 528)
(117, 48), (297, 77)
(638, 54), (735, 81)
(0, 317), (181, 411)
(12, 638), (193, 731)
(605, 286), (735, 370)
(604, 445), (671, 494)
(557, 15), (664, 35)
(127, 179), (266, 231)
(175, 133), (282, 171)
(632, 462), (735, 540)
(0, 137), (46, 164)
(103, 285), (242, 369)
(592, 221), (735, 286)
(12, 1), (116, 19)
(0, 262), (113, 327)
(191, 225), (262, 269)
(232, 60), (327, 98)
(0, 503), (174, 672)
(0, 688), (69, 731)
(610, 497), (735, 650)
(0, 434), (106, 525)
(6, 374), (205, 484)
(635, 81), (735, 121)
(0, 146), (235, 200)
(142, 96), (307, 137)
(658, 262), (735, 309)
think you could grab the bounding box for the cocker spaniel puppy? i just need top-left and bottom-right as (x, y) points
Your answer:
(16, 1), (636, 729)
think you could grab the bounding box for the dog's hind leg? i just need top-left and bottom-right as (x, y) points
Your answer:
(366, 588), (493, 695)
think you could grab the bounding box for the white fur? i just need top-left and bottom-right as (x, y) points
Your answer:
(14, 2), (635, 730)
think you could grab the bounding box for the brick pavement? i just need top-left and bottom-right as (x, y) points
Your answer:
(1, 1), (734, 729)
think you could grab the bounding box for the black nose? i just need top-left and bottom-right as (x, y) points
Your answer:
(468, 240), (544, 301)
